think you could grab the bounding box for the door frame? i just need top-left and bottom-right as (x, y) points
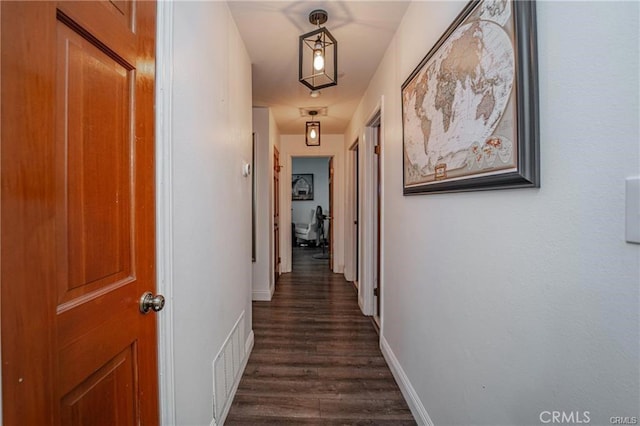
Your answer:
(346, 139), (359, 286)
(156, 1), (176, 423)
(328, 157), (335, 271)
(279, 138), (345, 275)
(350, 98), (384, 318)
(289, 155), (334, 269)
(274, 146), (281, 283)
(374, 119), (382, 326)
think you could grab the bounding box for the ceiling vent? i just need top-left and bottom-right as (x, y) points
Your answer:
(299, 107), (327, 117)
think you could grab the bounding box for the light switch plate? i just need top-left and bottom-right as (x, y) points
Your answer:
(626, 176), (640, 244)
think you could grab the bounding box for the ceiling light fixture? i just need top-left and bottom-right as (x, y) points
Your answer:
(299, 9), (337, 91)
(310, 90), (321, 98)
(305, 111), (321, 147)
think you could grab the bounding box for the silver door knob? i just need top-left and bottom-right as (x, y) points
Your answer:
(139, 291), (165, 314)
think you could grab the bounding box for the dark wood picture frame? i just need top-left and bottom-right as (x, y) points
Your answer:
(292, 174), (314, 201)
(401, 0), (539, 195)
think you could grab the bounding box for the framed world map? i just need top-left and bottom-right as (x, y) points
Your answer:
(401, 0), (539, 194)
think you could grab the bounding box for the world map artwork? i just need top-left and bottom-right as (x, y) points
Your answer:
(402, 0), (518, 188)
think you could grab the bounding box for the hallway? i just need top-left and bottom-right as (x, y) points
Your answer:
(225, 247), (415, 424)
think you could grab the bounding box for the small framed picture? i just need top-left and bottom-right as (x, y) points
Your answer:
(292, 174), (314, 201)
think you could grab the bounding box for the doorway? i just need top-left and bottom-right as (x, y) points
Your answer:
(291, 156), (333, 270)
(348, 106), (382, 320)
(372, 118), (382, 326)
(274, 147), (281, 284)
(349, 140), (360, 287)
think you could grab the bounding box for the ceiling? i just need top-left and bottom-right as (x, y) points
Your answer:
(228, 1), (411, 134)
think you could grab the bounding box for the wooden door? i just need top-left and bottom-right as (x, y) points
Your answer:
(355, 144), (360, 282)
(328, 157), (334, 271)
(1, 1), (159, 424)
(273, 147), (281, 284)
(375, 126), (382, 320)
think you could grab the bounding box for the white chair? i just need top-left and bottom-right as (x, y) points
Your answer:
(294, 209), (318, 244)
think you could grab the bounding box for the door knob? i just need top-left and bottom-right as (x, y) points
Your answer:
(139, 291), (165, 314)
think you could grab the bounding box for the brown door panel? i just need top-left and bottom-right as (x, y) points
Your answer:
(1, 1), (159, 423)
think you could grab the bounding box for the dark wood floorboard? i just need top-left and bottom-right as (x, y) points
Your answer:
(225, 247), (415, 425)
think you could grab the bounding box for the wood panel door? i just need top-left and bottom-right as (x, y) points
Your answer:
(1, 1), (159, 424)
(274, 147), (281, 284)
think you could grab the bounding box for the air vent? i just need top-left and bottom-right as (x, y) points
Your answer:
(299, 107), (328, 117)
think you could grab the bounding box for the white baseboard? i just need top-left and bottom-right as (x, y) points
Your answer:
(380, 335), (434, 426)
(252, 289), (272, 301)
(358, 295), (365, 315)
(215, 330), (254, 426)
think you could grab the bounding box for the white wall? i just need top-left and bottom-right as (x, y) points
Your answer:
(279, 134), (345, 274)
(292, 157), (330, 225)
(252, 107), (280, 301)
(169, 2), (253, 424)
(252, 107), (270, 301)
(346, 2), (640, 425)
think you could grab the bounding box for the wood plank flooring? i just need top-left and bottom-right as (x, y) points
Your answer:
(225, 247), (415, 425)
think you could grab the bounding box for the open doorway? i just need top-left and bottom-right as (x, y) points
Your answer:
(371, 116), (382, 327)
(349, 140), (360, 288)
(346, 106), (382, 321)
(291, 156), (332, 270)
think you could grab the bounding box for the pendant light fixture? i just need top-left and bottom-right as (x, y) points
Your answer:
(299, 9), (337, 91)
(305, 111), (321, 146)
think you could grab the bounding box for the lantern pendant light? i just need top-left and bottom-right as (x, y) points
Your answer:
(305, 111), (321, 146)
(299, 9), (337, 91)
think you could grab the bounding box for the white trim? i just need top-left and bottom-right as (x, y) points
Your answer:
(344, 142), (359, 283)
(380, 335), (434, 426)
(214, 330), (254, 426)
(279, 146), (344, 275)
(357, 99), (383, 317)
(155, 1), (176, 425)
(252, 288), (273, 301)
(360, 125), (374, 315)
(377, 98), (385, 332)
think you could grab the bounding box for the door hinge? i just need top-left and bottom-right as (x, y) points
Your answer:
(278, 257), (281, 263)
(373, 287), (379, 296)
(374, 145), (381, 155)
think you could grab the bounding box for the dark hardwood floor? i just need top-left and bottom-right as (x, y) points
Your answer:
(225, 246), (415, 425)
